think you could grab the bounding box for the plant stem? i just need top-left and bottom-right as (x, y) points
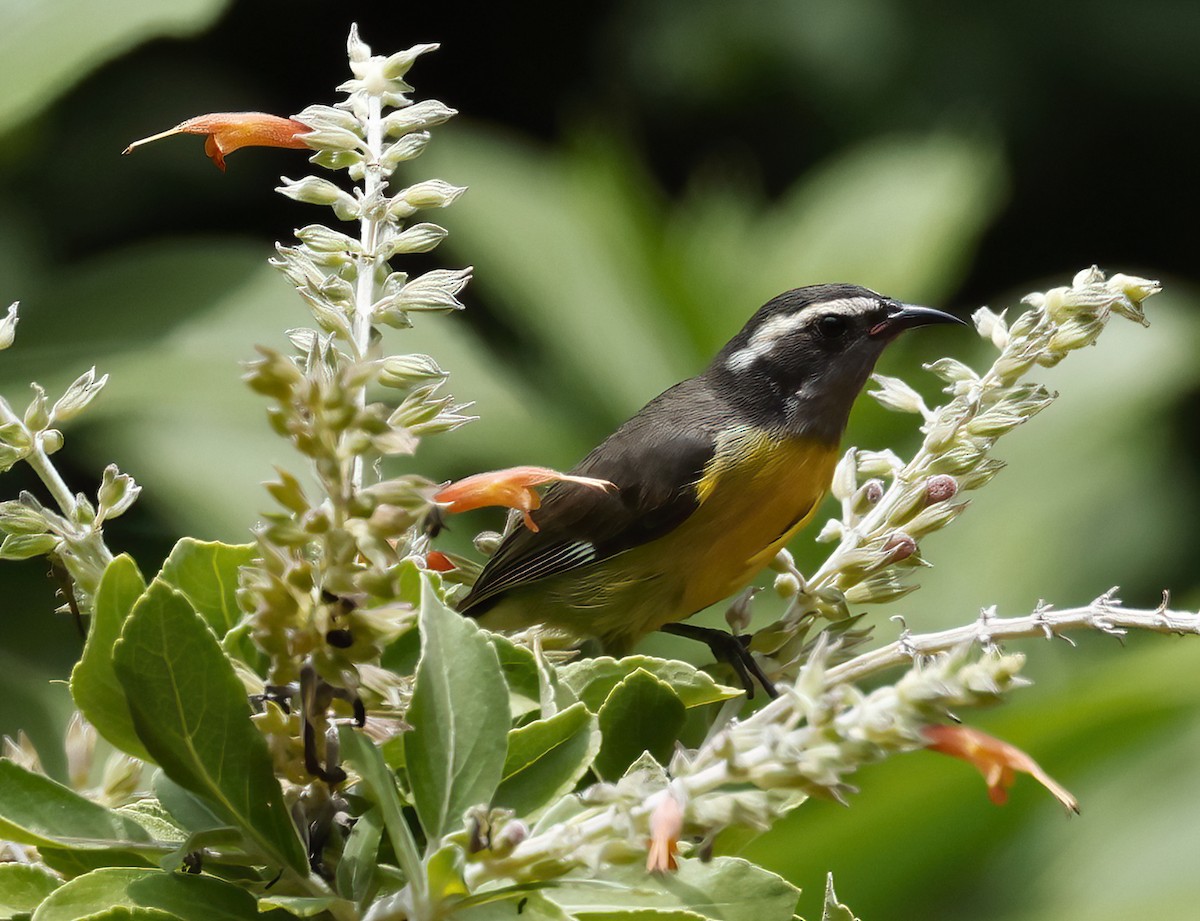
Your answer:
(0, 398), (77, 519)
(349, 92), (385, 491)
(826, 592), (1200, 686)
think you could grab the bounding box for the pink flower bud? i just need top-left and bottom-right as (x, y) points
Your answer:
(882, 532), (917, 563)
(924, 474), (958, 505)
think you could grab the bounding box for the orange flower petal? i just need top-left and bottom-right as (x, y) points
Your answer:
(924, 724), (1079, 813)
(123, 112), (311, 172)
(646, 791), (684, 873)
(434, 466), (616, 533)
(423, 551), (456, 572)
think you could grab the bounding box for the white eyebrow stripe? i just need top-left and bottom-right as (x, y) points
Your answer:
(725, 295), (878, 372)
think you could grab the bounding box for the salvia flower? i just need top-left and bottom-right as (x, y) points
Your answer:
(646, 789), (685, 873)
(123, 113), (312, 171)
(923, 723), (1079, 813)
(434, 466), (616, 532)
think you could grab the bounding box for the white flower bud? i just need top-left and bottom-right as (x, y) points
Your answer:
(387, 267), (472, 313)
(768, 547), (796, 573)
(382, 42), (439, 80)
(0, 532), (59, 560)
(725, 587), (757, 634)
(285, 327), (321, 353)
(383, 100), (457, 137)
(346, 23), (371, 62)
(23, 384), (49, 432)
(972, 307), (1008, 349)
(922, 402), (968, 452)
(1107, 272), (1160, 304)
(773, 572), (801, 598)
(830, 448), (857, 503)
(0, 303), (18, 351)
(0, 500), (48, 536)
(1041, 286), (1070, 322)
(1047, 318), (1103, 352)
(398, 180), (466, 212)
(50, 367), (108, 425)
(1072, 265), (1106, 288)
(378, 354), (448, 389)
(869, 374), (929, 416)
(295, 224), (362, 255)
(277, 176), (360, 220)
(380, 133), (433, 173)
(923, 357), (978, 385)
(298, 124), (364, 153)
(97, 465), (141, 522)
(382, 223), (449, 258)
(473, 531), (503, 556)
(855, 449), (904, 478)
(293, 104), (360, 134)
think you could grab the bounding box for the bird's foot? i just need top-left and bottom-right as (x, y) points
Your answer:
(660, 622), (779, 699)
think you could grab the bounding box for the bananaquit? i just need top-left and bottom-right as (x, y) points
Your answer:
(458, 284), (962, 692)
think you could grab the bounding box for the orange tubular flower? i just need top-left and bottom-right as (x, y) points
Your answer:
(123, 113), (311, 172)
(646, 791), (684, 873)
(423, 550), (456, 572)
(433, 466), (616, 533)
(924, 724), (1079, 813)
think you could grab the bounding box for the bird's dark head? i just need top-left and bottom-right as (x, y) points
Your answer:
(709, 283), (964, 441)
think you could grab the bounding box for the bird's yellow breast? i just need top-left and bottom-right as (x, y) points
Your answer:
(663, 425), (836, 618)
(476, 426), (838, 652)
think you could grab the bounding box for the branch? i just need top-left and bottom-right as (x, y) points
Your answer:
(827, 590), (1200, 686)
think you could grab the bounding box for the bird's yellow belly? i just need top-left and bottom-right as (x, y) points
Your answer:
(477, 430), (837, 652)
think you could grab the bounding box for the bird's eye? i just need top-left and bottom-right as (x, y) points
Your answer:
(817, 314), (850, 339)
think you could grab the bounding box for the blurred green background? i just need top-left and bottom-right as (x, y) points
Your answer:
(2, 1), (1198, 918)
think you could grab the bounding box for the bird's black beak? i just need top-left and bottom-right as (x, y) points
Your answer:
(868, 303), (966, 339)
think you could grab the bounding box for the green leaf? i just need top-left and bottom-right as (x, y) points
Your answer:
(578, 911), (706, 921)
(0, 863), (60, 916)
(488, 634), (546, 720)
(427, 843), (469, 901)
(340, 728), (421, 887)
(30, 868), (265, 921)
(157, 538), (254, 640)
(256, 894), (347, 917)
(404, 577), (510, 840)
(820, 875), (859, 921)
(592, 670), (686, 781)
(335, 805), (382, 903)
(37, 848), (154, 878)
(0, 0), (231, 134)
(545, 858), (800, 921)
(452, 891), (575, 921)
(70, 555), (151, 761)
(0, 759), (151, 849)
(152, 774), (227, 835)
(115, 800), (186, 845)
(493, 703), (600, 817)
(56, 909), (177, 921)
(559, 657), (741, 712)
(111, 579), (307, 876)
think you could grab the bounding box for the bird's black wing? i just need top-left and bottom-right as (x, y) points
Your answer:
(458, 378), (725, 616)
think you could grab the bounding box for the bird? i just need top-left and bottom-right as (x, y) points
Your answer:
(457, 284), (963, 694)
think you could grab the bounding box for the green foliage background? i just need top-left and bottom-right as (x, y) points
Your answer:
(1, 1), (1198, 918)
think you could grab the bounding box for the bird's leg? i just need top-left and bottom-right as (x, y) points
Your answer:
(660, 623), (779, 699)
